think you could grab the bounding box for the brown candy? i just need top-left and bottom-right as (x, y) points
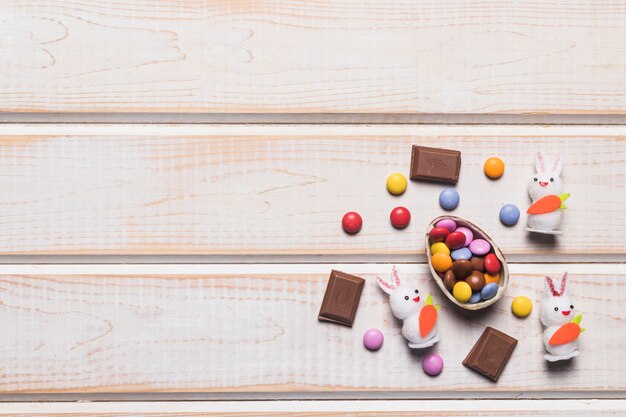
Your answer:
(443, 270), (457, 291)
(465, 270), (486, 291)
(451, 259), (473, 279)
(471, 256), (485, 272)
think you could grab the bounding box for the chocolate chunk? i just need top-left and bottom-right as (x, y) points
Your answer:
(463, 327), (517, 381)
(410, 145), (461, 184)
(318, 270), (365, 327)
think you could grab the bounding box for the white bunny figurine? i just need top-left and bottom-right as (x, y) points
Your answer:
(540, 272), (585, 362)
(377, 266), (440, 349)
(526, 151), (571, 234)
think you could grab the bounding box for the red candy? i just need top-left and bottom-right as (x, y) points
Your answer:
(445, 231), (466, 249)
(428, 227), (450, 243)
(390, 206), (411, 229)
(484, 253), (501, 275)
(342, 211), (363, 234)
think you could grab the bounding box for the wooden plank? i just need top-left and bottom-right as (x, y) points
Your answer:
(1, 0), (625, 114)
(0, 127), (624, 257)
(3, 400), (626, 416)
(0, 264), (623, 396)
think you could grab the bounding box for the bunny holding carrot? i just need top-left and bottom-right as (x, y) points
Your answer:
(541, 272), (585, 362)
(526, 152), (571, 234)
(377, 266), (440, 349)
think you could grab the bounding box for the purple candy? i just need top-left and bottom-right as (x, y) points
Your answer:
(363, 328), (384, 351)
(435, 218), (457, 233)
(422, 352), (444, 376)
(469, 239), (491, 255)
(455, 226), (474, 246)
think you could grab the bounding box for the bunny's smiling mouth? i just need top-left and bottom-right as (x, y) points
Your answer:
(539, 181), (548, 187)
(413, 296), (420, 303)
(561, 310), (571, 316)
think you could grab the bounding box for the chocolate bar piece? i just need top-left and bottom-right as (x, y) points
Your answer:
(463, 327), (517, 381)
(318, 270), (365, 327)
(410, 145), (461, 184)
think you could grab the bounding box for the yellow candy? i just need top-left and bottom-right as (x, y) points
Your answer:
(431, 253), (452, 272)
(484, 157), (505, 179)
(453, 281), (472, 303)
(484, 272), (500, 285)
(386, 173), (407, 195)
(431, 242), (450, 256)
(511, 296), (533, 318)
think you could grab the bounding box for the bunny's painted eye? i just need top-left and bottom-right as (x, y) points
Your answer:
(404, 296), (409, 301)
(570, 305), (574, 309)
(533, 177), (538, 181)
(550, 178), (554, 182)
(414, 289), (419, 294)
(554, 307), (559, 311)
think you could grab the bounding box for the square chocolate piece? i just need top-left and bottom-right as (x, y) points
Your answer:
(410, 145), (461, 184)
(318, 270), (365, 327)
(463, 327), (517, 382)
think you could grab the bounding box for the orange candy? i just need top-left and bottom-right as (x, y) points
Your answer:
(484, 272), (500, 285)
(431, 253), (452, 272)
(484, 157), (505, 179)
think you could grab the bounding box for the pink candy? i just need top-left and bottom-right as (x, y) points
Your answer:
(422, 352), (444, 376)
(435, 218), (457, 233)
(469, 239), (491, 255)
(363, 328), (384, 350)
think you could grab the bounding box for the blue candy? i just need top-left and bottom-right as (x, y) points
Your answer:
(480, 282), (499, 300)
(439, 188), (460, 211)
(451, 247), (472, 261)
(499, 204), (520, 226)
(468, 292), (482, 304)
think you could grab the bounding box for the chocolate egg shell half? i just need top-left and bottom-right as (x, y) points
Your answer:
(425, 216), (509, 311)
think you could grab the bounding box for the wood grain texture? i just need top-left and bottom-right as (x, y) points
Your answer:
(1, 265), (623, 395)
(0, 130), (624, 257)
(3, 399), (625, 415)
(2, 0), (626, 114)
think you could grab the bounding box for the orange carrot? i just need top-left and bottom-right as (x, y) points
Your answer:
(419, 304), (438, 337)
(549, 322), (581, 345)
(527, 195), (562, 214)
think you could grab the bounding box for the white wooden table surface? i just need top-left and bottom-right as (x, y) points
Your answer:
(1, 1), (626, 415)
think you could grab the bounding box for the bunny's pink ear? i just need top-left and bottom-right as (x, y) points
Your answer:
(551, 155), (563, 176)
(545, 274), (567, 297)
(391, 265), (402, 287)
(377, 275), (395, 295)
(535, 151), (546, 173)
(545, 276), (558, 297)
(559, 271), (568, 295)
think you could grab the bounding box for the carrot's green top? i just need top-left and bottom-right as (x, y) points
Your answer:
(528, 193), (571, 214)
